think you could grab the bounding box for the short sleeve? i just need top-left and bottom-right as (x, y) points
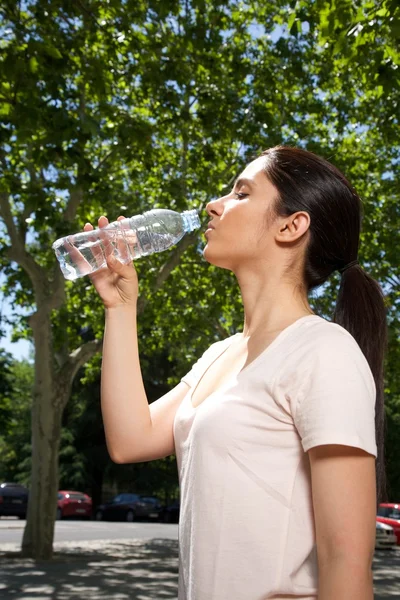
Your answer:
(291, 329), (377, 457)
(180, 337), (235, 389)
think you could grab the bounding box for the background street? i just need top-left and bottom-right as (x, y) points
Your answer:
(0, 519), (399, 599)
(0, 518), (178, 545)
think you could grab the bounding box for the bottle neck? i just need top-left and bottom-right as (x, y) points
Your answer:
(182, 209), (200, 233)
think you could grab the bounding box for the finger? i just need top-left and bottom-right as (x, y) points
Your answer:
(115, 216), (132, 263)
(98, 215), (109, 228)
(90, 216), (109, 268)
(100, 215), (130, 265)
(61, 236), (93, 278)
(106, 252), (133, 275)
(84, 222), (94, 232)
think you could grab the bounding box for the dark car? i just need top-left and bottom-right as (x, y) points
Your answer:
(0, 483), (29, 519)
(160, 500), (180, 523)
(95, 493), (162, 522)
(140, 496), (164, 517)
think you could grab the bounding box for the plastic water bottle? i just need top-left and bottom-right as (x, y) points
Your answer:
(52, 209), (200, 281)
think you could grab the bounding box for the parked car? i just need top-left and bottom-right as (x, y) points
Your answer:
(375, 521), (397, 550)
(57, 490), (92, 520)
(0, 483), (28, 519)
(95, 493), (161, 522)
(376, 503), (400, 544)
(160, 500), (180, 523)
(139, 496), (164, 517)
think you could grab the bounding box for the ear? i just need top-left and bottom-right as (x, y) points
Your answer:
(275, 211), (310, 244)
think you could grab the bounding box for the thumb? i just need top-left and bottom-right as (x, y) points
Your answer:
(106, 253), (134, 277)
(107, 253), (125, 271)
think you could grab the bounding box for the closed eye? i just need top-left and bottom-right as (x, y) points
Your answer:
(234, 192), (249, 200)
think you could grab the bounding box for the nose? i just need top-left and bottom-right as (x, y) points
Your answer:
(206, 196), (224, 217)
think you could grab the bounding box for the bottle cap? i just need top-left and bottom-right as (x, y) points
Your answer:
(182, 210), (201, 233)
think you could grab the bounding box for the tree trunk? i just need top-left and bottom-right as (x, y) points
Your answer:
(21, 398), (61, 559)
(21, 312), (61, 560)
(20, 308), (101, 559)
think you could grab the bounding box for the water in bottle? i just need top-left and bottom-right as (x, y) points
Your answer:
(52, 209), (200, 280)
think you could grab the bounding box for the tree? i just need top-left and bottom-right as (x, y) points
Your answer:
(0, 0), (399, 559)
(0, 357), (33, 484)
(0, 350), (14, 433)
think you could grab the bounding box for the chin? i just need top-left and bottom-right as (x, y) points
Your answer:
(203, 246), (233, 271)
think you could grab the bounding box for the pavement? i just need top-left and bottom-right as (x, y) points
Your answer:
(0, 538), (399, 599)
(0, 538), (179, 599)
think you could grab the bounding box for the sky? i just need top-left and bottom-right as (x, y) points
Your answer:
(0, 276), (33, 361)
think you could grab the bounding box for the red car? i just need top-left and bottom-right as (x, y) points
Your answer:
(57, 490), (92, 520)
(376, 503), (400, 544)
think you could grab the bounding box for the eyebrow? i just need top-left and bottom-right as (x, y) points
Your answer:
(233, 177), (255, 190)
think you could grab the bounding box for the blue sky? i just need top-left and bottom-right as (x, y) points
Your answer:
(0, 275), (33, 361)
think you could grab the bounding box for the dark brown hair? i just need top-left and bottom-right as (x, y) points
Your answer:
(262, 145), (387, 504)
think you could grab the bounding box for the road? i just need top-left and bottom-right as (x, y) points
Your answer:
(0, 517), (178, 546)
(1, 519), (399, 599)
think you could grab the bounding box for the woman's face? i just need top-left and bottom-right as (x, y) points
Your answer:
(204, 156), (280, 272)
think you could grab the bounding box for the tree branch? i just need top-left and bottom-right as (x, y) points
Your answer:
(137, 232), (198, 315)
(49, 266), (66, 311)
(59, 338), (103, 405)
(0, 191), (48, 291)
(214, 320), (230, 339)
(95, 147), (117, 172)
(136, 89), (199, 314)
(64, 186), (84, 222)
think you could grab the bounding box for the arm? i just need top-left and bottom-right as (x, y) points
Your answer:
(84, 215), (189, 464)
(308, 444), (376, 600)
(102, 305), (190, 463)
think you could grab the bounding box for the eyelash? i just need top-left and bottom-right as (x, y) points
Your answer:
(234, 192), (248, 200)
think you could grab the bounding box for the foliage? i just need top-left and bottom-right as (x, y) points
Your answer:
(0, 349), (14, 432)
(59, 363), (180, 507)
(0, 357), (33, 484)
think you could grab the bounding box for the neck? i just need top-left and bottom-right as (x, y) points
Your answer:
(236, 268), (314, 338)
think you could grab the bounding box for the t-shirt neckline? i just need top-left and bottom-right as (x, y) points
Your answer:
(188, 314), (322, 412)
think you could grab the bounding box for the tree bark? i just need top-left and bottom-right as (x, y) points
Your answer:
(20, 310), (102, 558)
(21, 312), (62, 559)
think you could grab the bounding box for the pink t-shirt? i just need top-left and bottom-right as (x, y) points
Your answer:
(173, 315), (377, 600)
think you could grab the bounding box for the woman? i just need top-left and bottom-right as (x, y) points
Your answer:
(86, 146), (387, 600)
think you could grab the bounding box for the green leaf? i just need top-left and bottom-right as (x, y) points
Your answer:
(290, 18), (299, 37)
(29, 57), (38, 73)
(0, 103), (11, 116)
(333, 31), (347, 55)
(287, 11), (297, 32)
(375, 8), (389, 17)
(43, 44), (63, 59)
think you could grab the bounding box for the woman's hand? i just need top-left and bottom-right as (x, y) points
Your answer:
(85, 215), (139, 310)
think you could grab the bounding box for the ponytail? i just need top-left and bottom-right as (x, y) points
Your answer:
(334, 265), (388, 504)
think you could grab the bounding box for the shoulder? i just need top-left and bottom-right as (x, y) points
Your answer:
(299, 315), (360, 346)
(285, 317), (377, 457)
(296, 315), (369, 363)
(280, 315), (375, 393)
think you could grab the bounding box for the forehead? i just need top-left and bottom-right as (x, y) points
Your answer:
(238, 156), (268, 182)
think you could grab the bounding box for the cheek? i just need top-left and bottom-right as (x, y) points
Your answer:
(254, 219), (268, 246)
